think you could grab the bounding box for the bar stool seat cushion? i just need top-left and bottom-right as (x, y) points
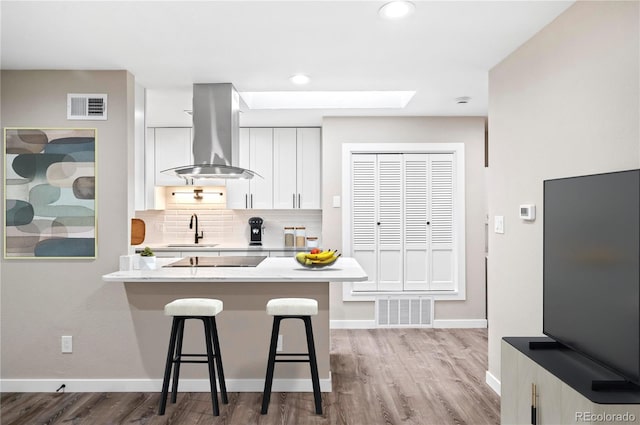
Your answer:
(164, 298), (223, 317)
(266, 298), (318, 316)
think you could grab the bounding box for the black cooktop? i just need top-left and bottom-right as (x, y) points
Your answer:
(165, 256), (268, 267)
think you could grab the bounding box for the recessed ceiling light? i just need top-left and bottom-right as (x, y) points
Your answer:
(290, 74), (310, 85)
(239, 91), (415, 110)
(378, 1), (415, 20)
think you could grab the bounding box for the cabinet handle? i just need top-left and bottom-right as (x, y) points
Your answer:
(298, 193), (301, 209)
(531, 383), (537, 425)
(245, 194), (248, 209)
(293, 193), (296, 209)
(251, 194), (254, 208)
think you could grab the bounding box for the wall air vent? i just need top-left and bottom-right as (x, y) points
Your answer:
(67, 94), (108, 120)
(376, 296), (433, 328)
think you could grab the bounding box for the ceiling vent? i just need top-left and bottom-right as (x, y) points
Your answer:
(67, 93), (108, 120)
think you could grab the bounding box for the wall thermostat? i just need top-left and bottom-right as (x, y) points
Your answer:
(519, 204), (536, 221)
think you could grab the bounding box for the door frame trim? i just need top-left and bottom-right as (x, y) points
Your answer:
(341, 143), (466, 301)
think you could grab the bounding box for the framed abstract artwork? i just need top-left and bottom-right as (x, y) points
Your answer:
(4, 128), (97, 258)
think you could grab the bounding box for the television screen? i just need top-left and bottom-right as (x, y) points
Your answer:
(544, 170), (640, 385)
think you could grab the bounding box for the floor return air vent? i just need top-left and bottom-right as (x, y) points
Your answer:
(376, 296), (433, 327)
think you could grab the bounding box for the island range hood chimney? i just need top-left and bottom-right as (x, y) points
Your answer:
(162, 83), (258, 181)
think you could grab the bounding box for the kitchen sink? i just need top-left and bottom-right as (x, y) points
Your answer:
(166, 243), (219, 248)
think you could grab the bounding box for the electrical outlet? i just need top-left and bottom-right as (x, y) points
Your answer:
(277, 334), (283, 352)
(61, 336), (72, 353)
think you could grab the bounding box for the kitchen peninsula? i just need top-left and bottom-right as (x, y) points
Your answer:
(102, 257), (366, 393)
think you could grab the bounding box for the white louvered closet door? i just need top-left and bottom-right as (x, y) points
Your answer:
(403, 154), (430, 290)
(376, 154), (403, 291)
(429, 154), (455, 290)
(351, 154), (378, 291)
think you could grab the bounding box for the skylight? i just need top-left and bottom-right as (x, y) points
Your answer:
(239, 91), (416, 110)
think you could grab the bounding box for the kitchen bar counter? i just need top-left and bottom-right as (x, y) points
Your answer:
(102, 257), (366, 394)
(103, 257), (366, 283)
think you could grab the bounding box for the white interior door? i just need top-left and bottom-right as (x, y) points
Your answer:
(403, 154), (430, 290)
(376, 154), (403, 291)
(351, 154), (377, 291)
(429, 154), (455, 290)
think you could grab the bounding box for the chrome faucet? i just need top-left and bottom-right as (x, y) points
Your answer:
(189, 213), (204, 244)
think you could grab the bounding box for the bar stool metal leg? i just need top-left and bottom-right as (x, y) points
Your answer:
(159, 317), (179, 415)
(303, 316), (322, 414)
(203, 317), (220, 416)
(170, 318), (186, 403)
(210, 316), (228, 404)
(261, 316), (283, 414)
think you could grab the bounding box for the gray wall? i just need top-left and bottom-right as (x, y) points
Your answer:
(487, 1), (640, 383)
(322, 116), (487, 322)
(1, 70), (135, 380)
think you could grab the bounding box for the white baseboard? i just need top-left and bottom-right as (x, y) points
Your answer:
(331, 319), (486, 329)
(0, 376), (332, 393)
(485, 370), (501, 396)
(330, 320), (376, 329)
(433, 319), (487, 328)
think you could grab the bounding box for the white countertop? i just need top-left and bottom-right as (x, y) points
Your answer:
(135, 244), (309, 252)
(102, 257), (368, 283)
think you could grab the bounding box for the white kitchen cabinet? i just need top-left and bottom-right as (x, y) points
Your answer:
(154, 127), (192, 186)
(272, 128), (321, 209)
(226, 128), (273, 209)
(350, 153), (456, 292)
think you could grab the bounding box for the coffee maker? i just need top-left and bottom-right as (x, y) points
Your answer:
(248, 217), (264, 246)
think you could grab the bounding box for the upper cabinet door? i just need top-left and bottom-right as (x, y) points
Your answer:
(248, 128), (273, 209)
(154, 127), (192, 186)
(272, 128), (298, 209)
(296, 128), (321, 209)
(226, 128), (251, 209)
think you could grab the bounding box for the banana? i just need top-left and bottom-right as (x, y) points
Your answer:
(304, 250), (335, 261)
(295, 252), (308, 265)
(295, 251), (341, 267)
(309, 253), (341, 265)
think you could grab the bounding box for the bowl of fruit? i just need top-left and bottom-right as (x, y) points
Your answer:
(295, 248), (341, 269)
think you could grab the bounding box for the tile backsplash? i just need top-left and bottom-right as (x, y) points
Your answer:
(135, 209), (322, 247)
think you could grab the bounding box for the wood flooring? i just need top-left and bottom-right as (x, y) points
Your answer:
(1, 328), (500, 425)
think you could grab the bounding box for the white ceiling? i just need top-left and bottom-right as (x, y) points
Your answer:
(1, 0), (574, 126)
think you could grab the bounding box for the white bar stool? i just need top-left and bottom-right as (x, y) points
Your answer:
(158, 298), (228, 416)
(261, 297), (322, 415)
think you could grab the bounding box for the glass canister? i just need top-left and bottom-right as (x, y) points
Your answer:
(306, 236), (319, 248)
(284, 227), (295, 247)
(295, 226), (306, 247)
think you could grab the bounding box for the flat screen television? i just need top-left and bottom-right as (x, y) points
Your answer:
(544, 169), (640, 386)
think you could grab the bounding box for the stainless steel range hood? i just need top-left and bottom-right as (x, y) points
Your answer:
(162, 83), (258, 180)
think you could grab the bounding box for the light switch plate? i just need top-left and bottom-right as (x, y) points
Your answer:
(332, 195), (341, 208)
(494, 216), (504, 234)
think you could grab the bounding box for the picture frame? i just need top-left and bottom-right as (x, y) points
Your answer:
(4, 127), (97, 259)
